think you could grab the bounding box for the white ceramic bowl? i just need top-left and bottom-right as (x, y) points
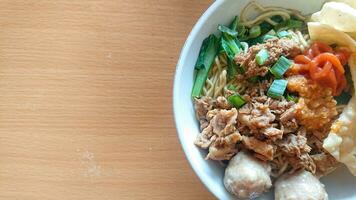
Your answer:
(173, 0), (356, 199)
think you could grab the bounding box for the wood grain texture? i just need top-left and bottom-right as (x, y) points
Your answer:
(0, 0), (215, 199)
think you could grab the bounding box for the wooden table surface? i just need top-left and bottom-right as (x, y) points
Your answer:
(0, 0), (215, 199)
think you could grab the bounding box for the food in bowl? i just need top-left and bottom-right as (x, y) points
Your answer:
(191, 1), (356, 199)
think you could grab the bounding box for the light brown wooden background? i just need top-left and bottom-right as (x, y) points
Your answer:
(0, 0), (215, 199)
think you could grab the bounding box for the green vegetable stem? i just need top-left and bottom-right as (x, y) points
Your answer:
(192, 34), (219, 97)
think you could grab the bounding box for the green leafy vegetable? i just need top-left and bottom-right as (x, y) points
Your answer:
(263, 15), (283, 30)
(259, 21), (274, 35)
(249, 25), (262, 38)
(258, 16), (283, 35)
(218, 25), (238, 38)
(335, 91), (352, 105)
(192, 34), (219, 97)
(345, 65), (354, 86)
(270, 56), (292, 79)
(246, 37), (263, 46)
(271, 15), (284, 24)
(268, 79), (288, 99)
(230, 16), (239, 31)
(192, 70), (208, 98)
(218, 21), (242, 59)
(227, 59), (238, 80)
(275, 19), (304, 31)
(221, 37), (240, 60)
(218, 38), (226, 55)
(228, 94), (246, 108)
(246, 34), (277, 46)
(238, 26), (249, 40)
(218, 18), (245, 81)
(195, 35), (219, 70)
(234, 17), (249, 40)
(256, 49), (269, 66)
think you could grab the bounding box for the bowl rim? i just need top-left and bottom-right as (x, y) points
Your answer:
(173, 0), (225, 199)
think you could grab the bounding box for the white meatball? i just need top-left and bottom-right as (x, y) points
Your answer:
(275, 170), (328, 200)
(223, 151), (272, 199)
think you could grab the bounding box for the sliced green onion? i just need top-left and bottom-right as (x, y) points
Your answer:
(218, 24), (238, 37)
(268, 79), (288, 99)
(277, 30), (292, 39)
(262, 34), (278, 42)
(228, 94), (246, 108)
(249, 25), (261, 38)
(270, 56), (292, 79)
(256, 49), (269, 66)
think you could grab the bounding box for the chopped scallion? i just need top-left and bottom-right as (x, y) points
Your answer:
(270, 56), (292, 79)
(262, 34), (278, 42)
(256, 49), (269, 66)
(268, 79), (288, 99)
(228, 94), (246, 108)
(277, 30), (292, 39)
